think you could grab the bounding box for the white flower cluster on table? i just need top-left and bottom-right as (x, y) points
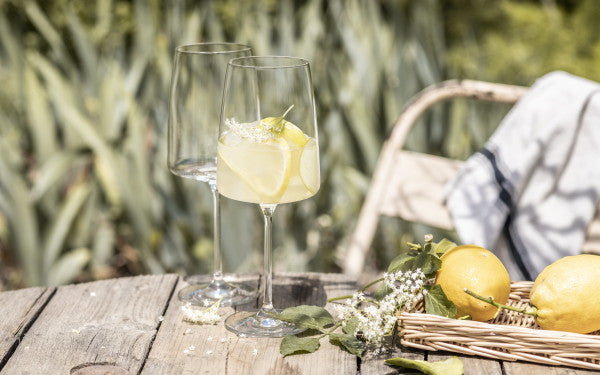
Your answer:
(335, 269), (427, 347)
(181, 300), (222, 325)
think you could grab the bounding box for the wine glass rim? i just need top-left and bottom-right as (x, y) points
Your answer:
(228, 56), (310, 69)
(175, 42), (251, 55)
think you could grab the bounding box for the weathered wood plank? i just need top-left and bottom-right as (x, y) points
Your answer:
(252, 272), (357, 375)
(429, 352), (502, 375)
(140, 274), (259, 374)
(0, 274), (178, 375)
(359, 341), (425, 375)
(0, 286), (54, 369)
(504, 361), (600, 374)
(141, 272), (357, 375)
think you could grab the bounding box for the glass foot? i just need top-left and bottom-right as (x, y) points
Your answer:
(178, 279), (256, 307)
(225, 310), (305, 337)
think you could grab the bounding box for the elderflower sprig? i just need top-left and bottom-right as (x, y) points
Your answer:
(181, 298), (222, 325)
(276, 235), (458, 358)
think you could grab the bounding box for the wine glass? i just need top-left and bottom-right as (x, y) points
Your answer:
(217, 56), (320, 337)
(168, 43), (256, 306)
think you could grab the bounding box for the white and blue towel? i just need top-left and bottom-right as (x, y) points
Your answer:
(445, 71), (600, 280)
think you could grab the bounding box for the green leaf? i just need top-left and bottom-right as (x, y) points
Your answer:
(24, 65), (57, 160)
(432, 239), (457, 256)
(43, 180), (91, 274)
(30, 152), (80, 201)
(424, 285), (457, 318)
(328, 333), (366, 358)
(413, 251), (442, 277)
(385, 356), (464, 375)
(277, 305), (335, 331)
(0, 153), (41, 285)
(374, 282), (392, 300)
(342, 317), (359, 335)
(387, 252), (415, 273)
(280, 335), (320, 357)
(47, 247), (91, 286)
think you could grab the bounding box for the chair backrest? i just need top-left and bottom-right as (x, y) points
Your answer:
(343, 79), (600, 278)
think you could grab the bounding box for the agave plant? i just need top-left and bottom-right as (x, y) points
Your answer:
(2, 0), (590, 288)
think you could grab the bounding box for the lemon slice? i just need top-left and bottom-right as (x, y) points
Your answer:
(299, 138), (319, 195)
(218, 134), (292, 201)
(281, 121), (309, 147)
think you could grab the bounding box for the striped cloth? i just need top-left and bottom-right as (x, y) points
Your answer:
(445, 71), (600, 280)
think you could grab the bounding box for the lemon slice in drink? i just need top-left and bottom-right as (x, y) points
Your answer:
(218, 134), (292, 202)
(280, 121), (309, 147)
(299, 138), (319, 195)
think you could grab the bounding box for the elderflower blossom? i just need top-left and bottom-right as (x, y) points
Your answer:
(181, 299), (222, 325)
(226, 118), (275, 143)
(335, 269), (427, 347)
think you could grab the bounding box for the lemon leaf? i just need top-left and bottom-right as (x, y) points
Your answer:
(387, 252), (415, 273)
(276, 305), (335, 331)
(329, 333), (366, 358)
(280, 335), (320, 357)
(424, 284), (457, 318)
(342, 317), (359, 335)
(385, 356), (464, 375)
(414, 251), (442, 277)
(432, 238), (457, 256)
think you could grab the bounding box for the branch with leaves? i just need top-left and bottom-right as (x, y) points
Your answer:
(276, 236), (459, 358)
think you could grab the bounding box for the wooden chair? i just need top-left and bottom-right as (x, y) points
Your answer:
(343, 79), (600, 278)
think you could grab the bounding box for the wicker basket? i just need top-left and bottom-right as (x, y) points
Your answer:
(397, 281), (600, 370)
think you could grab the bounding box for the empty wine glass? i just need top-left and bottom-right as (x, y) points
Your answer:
(168, 43), (256, 306)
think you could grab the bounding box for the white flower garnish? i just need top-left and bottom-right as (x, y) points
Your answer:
(226, 118), (275, 143)
(181, 299), (222, 325)
(334, 269), (427, 347)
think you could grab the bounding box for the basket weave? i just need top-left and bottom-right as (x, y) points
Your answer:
(397, 281), (600, 370)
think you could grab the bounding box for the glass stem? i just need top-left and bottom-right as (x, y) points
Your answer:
(260, 204), (277, 312)
(209, 181), (224, 286)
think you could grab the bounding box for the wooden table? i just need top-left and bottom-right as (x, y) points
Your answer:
(0, 272), (598, 374)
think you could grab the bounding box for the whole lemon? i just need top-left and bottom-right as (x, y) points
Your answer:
(434, 245), (511, 321)
(530, 254), (600, 334)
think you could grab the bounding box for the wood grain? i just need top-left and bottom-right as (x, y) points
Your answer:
(429, 352), (502, 375)
(0, 274), (596, 374)
(504, 361), (600, 375)
(141, 272), (357, 375)
(140, 275), (258, 375)
(0, 286), (54, 369)
(0, 275), (177, 375)
(359, 345), (425, 375)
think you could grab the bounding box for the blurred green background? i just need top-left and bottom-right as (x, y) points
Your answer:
(1, 0), (599, 289)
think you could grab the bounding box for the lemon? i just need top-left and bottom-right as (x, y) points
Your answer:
(530, 254), (600, 333)
(218, 133), (292, 201)
(299, 138), (319, 194)
(434, 245), (511, 321)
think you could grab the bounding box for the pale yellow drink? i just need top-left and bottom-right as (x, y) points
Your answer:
(217, 117), (319, 204)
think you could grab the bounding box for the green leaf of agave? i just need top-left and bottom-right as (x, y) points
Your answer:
(280, 335), (320, 356)
(424, 284), (457, 318)
(385, 356), (464, 375)
(328, 333), (366, 358)
(277, 305), (335, 331)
